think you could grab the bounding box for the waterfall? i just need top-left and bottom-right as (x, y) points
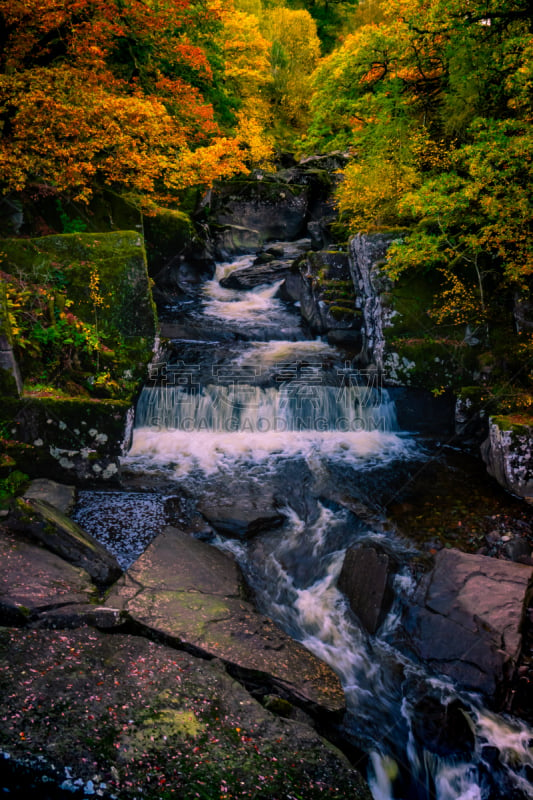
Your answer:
(134, 382), (398, 433)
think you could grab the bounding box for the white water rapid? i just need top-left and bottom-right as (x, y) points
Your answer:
(116, 248), (533, 800)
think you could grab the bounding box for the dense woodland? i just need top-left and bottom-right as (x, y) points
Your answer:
(0, 0), (532, 408)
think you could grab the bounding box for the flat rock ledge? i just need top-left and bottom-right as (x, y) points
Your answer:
(0, 628), (371, 800)
(403, 548), (533, 699)
(106, 526), (345, 717)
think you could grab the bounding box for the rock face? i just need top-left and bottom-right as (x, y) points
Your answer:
(337, 544), (396, 634)
(403, 548), (533, 698)
(348, 232), (402, 369)
(209, 179), (309, 256)
(106, 526), (346, 716)
(282, 250), (362, 338)
(0, 282), (22, 397)
(481, 418), (533, 500)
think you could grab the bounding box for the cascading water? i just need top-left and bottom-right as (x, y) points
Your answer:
(110, 246), (533, 800)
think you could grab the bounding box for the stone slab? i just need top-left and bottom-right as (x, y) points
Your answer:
(106, 526), (345, 715)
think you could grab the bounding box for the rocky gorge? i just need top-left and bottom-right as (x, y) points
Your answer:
(1, 157), (533, 800)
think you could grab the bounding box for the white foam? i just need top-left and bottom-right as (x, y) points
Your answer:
(125, 427), (414, 476)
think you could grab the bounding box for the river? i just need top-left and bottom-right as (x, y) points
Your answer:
(74, 242), (533, 800)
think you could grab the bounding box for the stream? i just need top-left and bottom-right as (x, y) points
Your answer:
(75, 242), (533, 800)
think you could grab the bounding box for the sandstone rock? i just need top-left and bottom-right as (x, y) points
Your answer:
(403, 548), (533, 698)
(337, 543), (396, 634)
(106, 527), (346, 716)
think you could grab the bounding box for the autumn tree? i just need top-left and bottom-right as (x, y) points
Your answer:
(262, 6), (321, 143)
(0, 0), (255, 206)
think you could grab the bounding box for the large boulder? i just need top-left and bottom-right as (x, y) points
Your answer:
(337, 543), (397, 634)
(12, 494), (121, 586)
(0, 525), (97, 625)
(402, 548), (533, 699)
(106, 527), (346, 716)
(208, 178), (310, 253)
(481, 417), (533, 500)
(220, 258), (291, 290)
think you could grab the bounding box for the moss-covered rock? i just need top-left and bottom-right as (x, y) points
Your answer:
(143, 207), (194, 275)
(0, 396), (131, 483)
(0, 231), (157, 396)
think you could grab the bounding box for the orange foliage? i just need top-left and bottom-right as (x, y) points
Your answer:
(0, 0), (248, 202)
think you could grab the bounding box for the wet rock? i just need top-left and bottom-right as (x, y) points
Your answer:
(213, 224), (265, 257)
(11, 497), (121, 586)
(197, 489), (285, 539)
(326, 329), (363, 350)
(411, 696), (475, 757)
(337, 543), (397, 634)
(0, 526), (96, 624)
(106, 526), (346, 716)
(503, 536), (532, 562)
(220, 259), (291, 290)
(403, 548), (533, 699)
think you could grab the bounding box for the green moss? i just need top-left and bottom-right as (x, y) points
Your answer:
(0, 231), (157, 395)
(387, 336), (478, 390)
(491, 415), (533, 434)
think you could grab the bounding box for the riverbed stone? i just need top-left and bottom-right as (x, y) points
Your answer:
(220, 258), (292, 290)
(11, 496), (121, 586)
(106, 526), (346, 716)
(197, 486), (285, 539)
(403, 548), (533, 698)
(0, 627), (371, 800)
